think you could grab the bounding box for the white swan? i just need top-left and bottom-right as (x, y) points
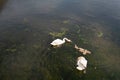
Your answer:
(50, 38), (72, 47)
(76, 56), (87, 71)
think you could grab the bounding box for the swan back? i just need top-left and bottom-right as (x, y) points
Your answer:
(77, 56), (87, 70)
(51, 39), (65, 46)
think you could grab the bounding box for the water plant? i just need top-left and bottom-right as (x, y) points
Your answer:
(33, 44), (41, 49)
(6, 48), (17, 53)
(63, 20), (70, 24)
(74, 25), (81, 34)
(97, 32), (103, 37)
(49, 28), (68, 38)
(24, 28), (29, 32)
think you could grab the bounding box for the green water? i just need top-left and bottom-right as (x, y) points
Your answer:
(0, 0), (120, 80)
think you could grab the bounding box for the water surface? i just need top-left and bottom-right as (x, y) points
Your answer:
(0, 0), (120, 80)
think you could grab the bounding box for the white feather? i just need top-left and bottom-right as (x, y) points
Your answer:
(76, 56), (87, 70)
(50, 38), (72, 47)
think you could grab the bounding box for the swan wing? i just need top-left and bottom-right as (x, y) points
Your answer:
(81, 59), (87, 67)
(77, 57), (87, 70)
(77, 60), (86, 70)
(76, 66), (84, 70)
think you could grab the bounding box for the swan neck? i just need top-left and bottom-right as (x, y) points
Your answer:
(63, 38), (66, 42)
(63, 38), (67, 42)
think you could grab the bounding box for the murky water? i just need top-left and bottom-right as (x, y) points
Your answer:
(0, 0), (120, 80)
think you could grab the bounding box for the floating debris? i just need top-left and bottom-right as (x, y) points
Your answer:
(75, 44), (91, 55)
(50, 38), (72, 47)
(76, 56), (87, 71)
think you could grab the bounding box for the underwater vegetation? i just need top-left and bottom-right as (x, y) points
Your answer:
(74, 25), (81, 34)
(97, 32), (103, 37)
(73, 25), (89, 44)
(6, 48), (17, 53)
(49, 28), (68, 38)
(24, 28), (30, 32)
(63, 20), (70, 24)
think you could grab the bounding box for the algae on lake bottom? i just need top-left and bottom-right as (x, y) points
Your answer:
(97, 32), (103, 37)
(63, 20), (70, 24)
(49, 28), (68, 38)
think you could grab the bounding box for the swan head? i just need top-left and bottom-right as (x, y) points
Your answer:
(63, 38), (72, 42)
